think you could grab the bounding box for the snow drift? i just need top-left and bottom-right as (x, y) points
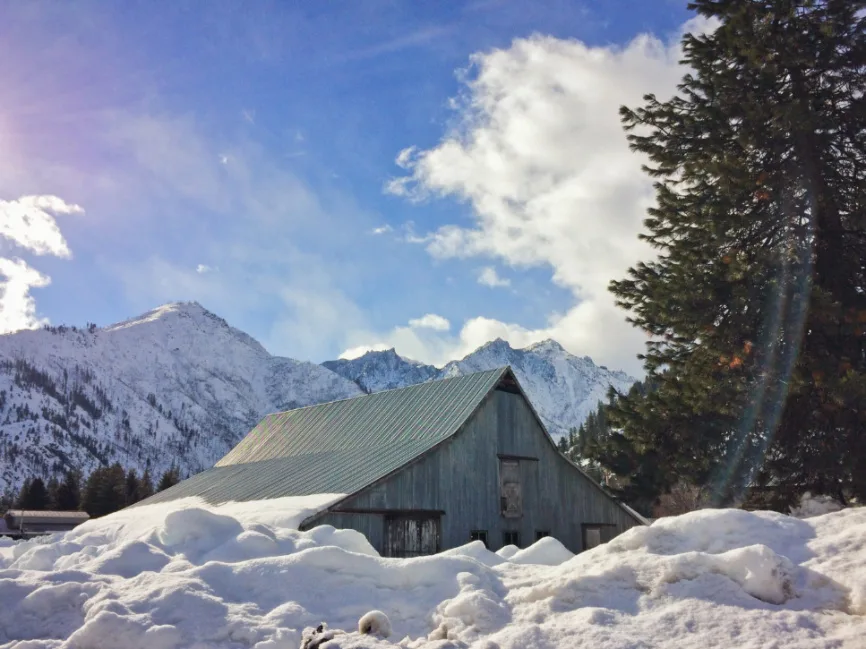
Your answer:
(1, 499), (864, 649)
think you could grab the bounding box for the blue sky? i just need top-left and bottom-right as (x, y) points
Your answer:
(0, 1), (701, 374)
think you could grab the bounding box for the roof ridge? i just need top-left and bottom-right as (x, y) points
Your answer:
(266, 365), (511, 417)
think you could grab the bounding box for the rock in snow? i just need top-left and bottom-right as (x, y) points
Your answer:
(0, 302), (636, 491)
(0, 499), (864, 648)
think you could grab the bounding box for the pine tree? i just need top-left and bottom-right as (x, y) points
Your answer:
(46, 476), (60, 509)
(16, 477), (49, 510)
(609, 0), (866, 506)
(556, 436), (568, 453)
(137, 467), (155, 502)
(0, 486), (14, 512)
(82, 464), (127, 517)
(54, 470), (81, 511)
(157, 465), (181, 492)
(125, 469), (141, 506)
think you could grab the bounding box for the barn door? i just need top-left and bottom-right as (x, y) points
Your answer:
(500, 459), (522, 518)
(385, 516), (440, 557)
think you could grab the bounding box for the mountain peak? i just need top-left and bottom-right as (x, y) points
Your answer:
(361, 347), (399, 360)
(105, 301), (212, 331)
(323, 347), (438, 393)
(477, 338), (514, 354)
(526, 339), (566, 355)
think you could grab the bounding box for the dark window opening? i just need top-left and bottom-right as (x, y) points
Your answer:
(582, 524), (604, 550)
(499, 458), (522, 518)
(503, 530), (520, 547)
(470, 530), (488, 547)
(535, 530), (550, 541)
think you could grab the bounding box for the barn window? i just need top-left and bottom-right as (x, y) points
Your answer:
(535, 530), (550, 541)
(470, 530), (488, 547)
(582, 524), (604, 550)
(502, 530), (520, 547)
(499, 458), (522, 518)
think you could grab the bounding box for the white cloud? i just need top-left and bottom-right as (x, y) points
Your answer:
(408, 313), (451, 331)
(371, 224), (393, 235)
(0, 194), (80, 334)
(242, 109), (256, 125)
(0, 257), (51, 333)
(0, 195), (80, 257)
(376, 24), (701, 374)
(477, 266), (510, 288)
(196, 264), (215, 274)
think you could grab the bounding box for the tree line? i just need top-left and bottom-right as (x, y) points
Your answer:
(1, 464), (182, 518)
(570, 0), (866, 517)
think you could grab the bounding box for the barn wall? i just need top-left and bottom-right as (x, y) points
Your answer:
(312, 389), (640, 554)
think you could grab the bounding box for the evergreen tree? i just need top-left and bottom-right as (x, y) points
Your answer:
(46, 476), (60, 509)
(82, 468), (106, 517)
(82, 464), (126, 517)
(609, 0), (866, 506)
(556, 436), (569, 453)
(54, 470), (82, 511)
(137, 467), (155, 502)
(125, 469), (141, 506)
(157, 465), (181, 492)
(0, 486), (14, 512)
(16, 477), (49, 510)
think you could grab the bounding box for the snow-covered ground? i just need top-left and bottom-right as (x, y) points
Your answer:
(1, 498), (864, 649)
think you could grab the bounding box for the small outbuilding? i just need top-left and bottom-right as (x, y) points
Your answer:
(2, 510), (91, 539)
(142, 367), (645, 556)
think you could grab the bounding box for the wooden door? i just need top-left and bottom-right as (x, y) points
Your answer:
(385, 516), (440, 557)
(499, 459), (522, 518)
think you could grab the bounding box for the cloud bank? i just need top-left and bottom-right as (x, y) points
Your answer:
(0, 195), (81, 333)
(359, 21), (715, 373)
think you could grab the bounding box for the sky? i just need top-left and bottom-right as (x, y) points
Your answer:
(0, 0), (708, 375)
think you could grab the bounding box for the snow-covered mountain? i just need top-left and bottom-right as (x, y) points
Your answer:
(322, 349), (438, 393)
(0, 302), (637, 493)
(0, 302), (362, 493)
(324, 338), (638, 435)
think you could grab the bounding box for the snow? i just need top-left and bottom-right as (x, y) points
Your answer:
(508, 536), (574, 566)
(357, 611), (391, 638)
(2, 501), (865, 649)
(495, 544), (520, 559)
(791, 492), (846, 518)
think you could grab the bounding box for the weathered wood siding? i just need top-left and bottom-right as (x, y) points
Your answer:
(309, 388), (640, 554)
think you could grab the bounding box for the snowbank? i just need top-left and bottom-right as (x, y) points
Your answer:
(791, 491), (846, 518)
(508, 536), (574, 566)
(1, 500), (864, 649)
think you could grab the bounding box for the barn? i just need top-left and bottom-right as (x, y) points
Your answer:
(141, 367), (646, 556)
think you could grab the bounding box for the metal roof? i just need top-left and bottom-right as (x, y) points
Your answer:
(4, 510), (90, 522)
(138, 367), (509, 506)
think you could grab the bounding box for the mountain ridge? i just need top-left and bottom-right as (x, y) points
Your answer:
(323, 337), (637, 434)
(0, 302), (636, 492)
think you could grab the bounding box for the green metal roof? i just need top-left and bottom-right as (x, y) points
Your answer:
(138, 367), (509, 506)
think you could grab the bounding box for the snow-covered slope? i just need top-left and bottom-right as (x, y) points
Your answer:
(0, 302), (363, 493)
(326, 339), (637, 435)
(1, 497), (864, 648)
